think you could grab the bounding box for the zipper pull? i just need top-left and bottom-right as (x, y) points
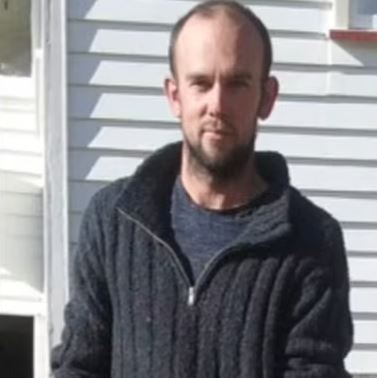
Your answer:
(188, 287), (195, 306)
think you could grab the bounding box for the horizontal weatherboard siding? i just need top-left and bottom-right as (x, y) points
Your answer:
(68, 1), (329, 34)
(69, 56), (377, 99)
(68, 88), (377, 130)
(69, 124), (377, 161)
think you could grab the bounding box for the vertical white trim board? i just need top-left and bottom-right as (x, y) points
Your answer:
(44, 0), (69, 353)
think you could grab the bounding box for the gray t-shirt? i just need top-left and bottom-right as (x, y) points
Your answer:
(170, 177), (272, 281)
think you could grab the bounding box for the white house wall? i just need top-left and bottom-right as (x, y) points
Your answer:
(66, 0), (377, 375)
(0, 76), (44, 313)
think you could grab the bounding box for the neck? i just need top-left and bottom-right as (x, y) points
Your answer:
(180, 153), (268, 211)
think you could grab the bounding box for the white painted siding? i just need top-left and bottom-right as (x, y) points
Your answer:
(66, 1), (377, 375)
(0, 76), (44, 311)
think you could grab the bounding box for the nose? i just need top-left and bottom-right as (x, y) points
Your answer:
(208, 82), (226, 118)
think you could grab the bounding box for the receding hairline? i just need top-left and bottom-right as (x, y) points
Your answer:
(179, 6), (263, 42)
(184, 3), (251, 23)
(168, 1), (272, 79)
(187, 3), (255, 26)
(177, 8), (264, 58)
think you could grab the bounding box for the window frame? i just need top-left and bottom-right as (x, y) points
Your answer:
(0, 0), (34, 98)
(0, 0), (32, 78)
(331, 0), (377, 42)
(350, 0), (377, 29)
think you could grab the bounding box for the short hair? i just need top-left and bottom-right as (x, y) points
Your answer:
(168, 0), (273, 79)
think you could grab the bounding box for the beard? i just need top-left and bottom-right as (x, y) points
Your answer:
(184, 127), (256, 182)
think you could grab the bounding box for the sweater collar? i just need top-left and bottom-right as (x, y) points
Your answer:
(116, 142), (291, 245)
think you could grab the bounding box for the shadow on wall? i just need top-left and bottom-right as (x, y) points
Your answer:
(0, 172), (44, 295)
(66, 0), (174, 186)
(331, 37), (377, 68)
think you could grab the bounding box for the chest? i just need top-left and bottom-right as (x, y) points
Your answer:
(105, 219), (295, 377)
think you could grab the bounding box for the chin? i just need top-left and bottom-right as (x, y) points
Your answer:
(184, 136), (253, 176)
(204, 150), (233, 166)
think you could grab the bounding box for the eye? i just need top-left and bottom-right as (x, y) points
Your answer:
(229, 79), (251, 88)
(192, 79), (211, 91)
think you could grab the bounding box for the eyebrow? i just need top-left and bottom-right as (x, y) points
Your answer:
(186, 73), (209, 82)
(186, 72), (254, 81)
(229, 73), (254, 82)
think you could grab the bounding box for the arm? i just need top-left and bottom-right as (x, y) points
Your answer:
(283, 221), (353, 378)
(51, 195), (112, 378)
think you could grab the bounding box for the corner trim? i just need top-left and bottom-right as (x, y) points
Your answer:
(44, 0), (69, 355)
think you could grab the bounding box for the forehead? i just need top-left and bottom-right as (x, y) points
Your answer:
(175, 11), (264, 74)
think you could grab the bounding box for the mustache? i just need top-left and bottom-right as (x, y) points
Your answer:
(201, 120), (234, 133)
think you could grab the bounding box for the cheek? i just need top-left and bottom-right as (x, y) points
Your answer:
(181, 96), (205, 120)
(237, 97), (262, 124)
(180, 102), (206, 139)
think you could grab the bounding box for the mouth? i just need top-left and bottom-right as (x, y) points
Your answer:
(202, 120), (233, 134)
(201, 120), (235, 143)
(204, 128), (233, 137)
(202, 129), (234, 144)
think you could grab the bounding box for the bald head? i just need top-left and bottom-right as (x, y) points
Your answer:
(168, 1), (272, 79)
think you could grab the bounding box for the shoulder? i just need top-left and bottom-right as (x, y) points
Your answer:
(288, 186), (347, 283)
(289, 186), (342, 245)
(87, 177), (130, 218)
(73, 177), (131, 266)
(78, 177), (130, 242)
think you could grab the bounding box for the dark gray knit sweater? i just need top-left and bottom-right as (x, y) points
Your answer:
(52, 143), (353, 378)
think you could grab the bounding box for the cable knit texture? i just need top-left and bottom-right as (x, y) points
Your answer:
(52, 142), (353, 378)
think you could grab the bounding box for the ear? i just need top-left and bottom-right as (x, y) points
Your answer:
(258, 76), (279, 120)
(164, 76), (182, 119)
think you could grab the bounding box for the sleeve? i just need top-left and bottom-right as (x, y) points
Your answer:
(51, 195), (112, 378)
(283, 221), (353, 378)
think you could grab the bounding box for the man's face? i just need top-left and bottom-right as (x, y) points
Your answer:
(165, 12), (278, 178)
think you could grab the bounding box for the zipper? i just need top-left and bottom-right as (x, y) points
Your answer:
(188, 287), (195, 306)
(118, 208), (250, 307)
(187, 245), (246, 306)
(117, 208), (192, 288)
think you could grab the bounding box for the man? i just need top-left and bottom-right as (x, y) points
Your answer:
(52, 1), (353, 377)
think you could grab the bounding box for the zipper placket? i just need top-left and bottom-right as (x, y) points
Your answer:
(118, 208), (192, 286)
(192, 244), (243, 304)
(118, 208), (246, 307)
(186, 245), (244, 306)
